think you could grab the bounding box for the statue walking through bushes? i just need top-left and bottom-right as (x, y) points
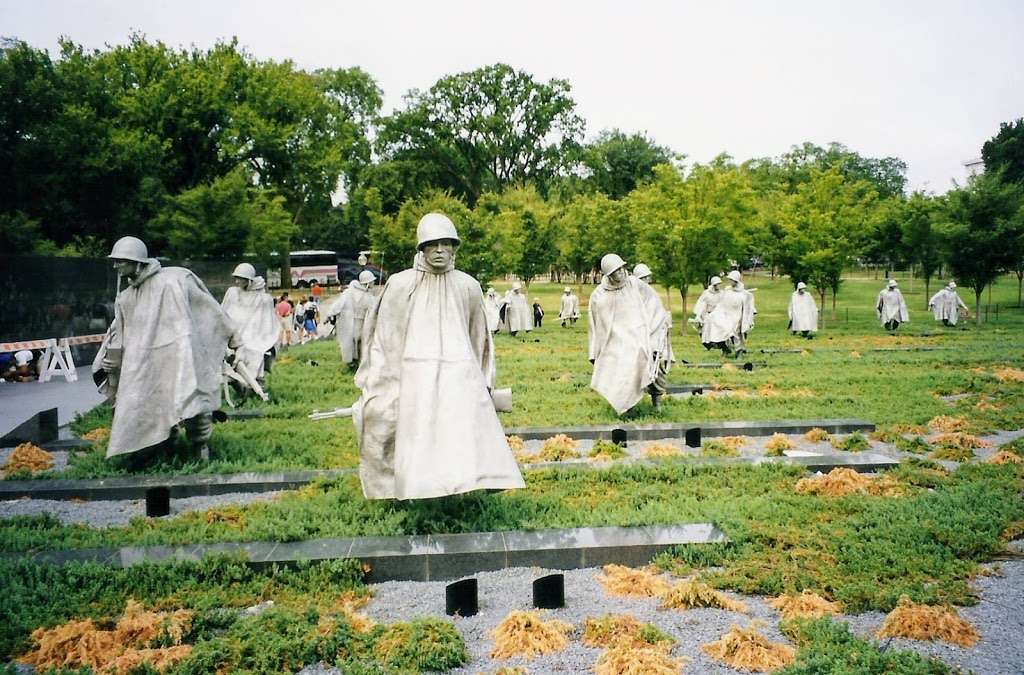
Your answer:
(93, 236), (233, 462)
(353, 213), (525, 499)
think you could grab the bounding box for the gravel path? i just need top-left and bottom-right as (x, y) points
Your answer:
(0, 490), (284, 528)
(296, 560), (1024, 674)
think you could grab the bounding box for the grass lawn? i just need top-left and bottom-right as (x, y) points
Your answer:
(2, 272), (1023, 671)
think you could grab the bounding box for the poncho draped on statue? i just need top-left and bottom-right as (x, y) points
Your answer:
(353, 253), (525, 500)
(221, 277), (278, 377)
(788, 291), (819, 332)
(484, 290), (501, 332)
(692, 286), (721, 344)
(327, 280), (374, 364)
(703, 288), (745, 344)
(876, 288), (910, 325)
(502, 290), (532, 333)
(588, 275), (668, 414)
(559, 293), (580, 321)
(929, 288), (968, 325)
(94, 260), (232, 457)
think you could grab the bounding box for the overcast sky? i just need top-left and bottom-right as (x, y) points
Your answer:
(4, 0), (1022, 194)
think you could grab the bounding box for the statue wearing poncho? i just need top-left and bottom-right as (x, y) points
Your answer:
(221, 267), (279, 380)
(558, 287), (580, 327)
(94, 238), (233, 459)
(484, 287), (501, 333)
(876, 281), (910, 331)
(588, 254), (670, 415)
(353, 213), (525, 500)
(928, 282), (968, 326)
(327, 278), (374, 366)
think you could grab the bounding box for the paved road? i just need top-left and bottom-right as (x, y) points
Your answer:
(0, 376), (104, 439)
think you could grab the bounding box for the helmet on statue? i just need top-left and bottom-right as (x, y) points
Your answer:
(108, 236), (149, 263)
(600, 253), (627, 276)
(416, 213), (460, 249)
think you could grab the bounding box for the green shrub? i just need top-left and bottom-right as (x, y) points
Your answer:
(779, 617), (950, 674)
(832, 433), (870, 452)
(588, 440), (628, 460)
(894, 436), (932, 454)
(700, 440), (738, 457)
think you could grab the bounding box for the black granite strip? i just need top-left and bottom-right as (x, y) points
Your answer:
(0, 468), (356, 501)
(664, 384), (710, 394)
(1, 523), (730, 582)
(679, 361), (768, 368)
(505, 418), (874, 441)
(522, 452), (898, 474)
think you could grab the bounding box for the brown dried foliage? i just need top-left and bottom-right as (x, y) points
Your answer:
(594, 645), (687, 675)
(597, 565), (672, 599)
(490, 610), (573, 660)
(803, 428), (831, 443)
(3, 443), (54, 473)
(768, 591), (842, 621)
(794, 468), (903, 497)
(660, 578), (747, 613)
(701, 622), (795, 672)
(876, 595), (979, 647)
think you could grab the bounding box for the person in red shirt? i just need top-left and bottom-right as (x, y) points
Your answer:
(275, 293), (294, 346)
(311, 282), (323, 305)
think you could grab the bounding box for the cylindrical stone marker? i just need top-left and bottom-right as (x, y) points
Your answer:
(533, 573), (565, 609)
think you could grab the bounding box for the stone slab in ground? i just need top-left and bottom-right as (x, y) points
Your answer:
(0, 468), (355, 501)
(2, 523), (728, 583)
(506, 418), (875, 441)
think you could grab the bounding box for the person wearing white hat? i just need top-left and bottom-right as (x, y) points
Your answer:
(221, 261), (280, 396)
(93, 236), (233, 464)
(928, 281), (968, 326)
(484, 287), (502, 333)
(500, 281), (532, 336)
(877, 279), (910, 332)
(787, 282), (818, 338)
(588, 253), (673, 414)
(558, 286), (580, 327)
(692, 275), (723, 347)
(353, 213), (524, 499)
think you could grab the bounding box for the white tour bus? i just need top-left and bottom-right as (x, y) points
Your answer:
(266, 250), (339, 288)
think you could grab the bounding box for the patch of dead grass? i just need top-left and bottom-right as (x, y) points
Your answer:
(768, 591), (842, 620)
(701, 622), (795, 672)
(876, 595), (979, 647)
(794, 468), (903, 497)
(597, 565), (672, 599)
(3, 443), (54, 473)
(490, 610), (573, 660)
(660, 578), (747, 613)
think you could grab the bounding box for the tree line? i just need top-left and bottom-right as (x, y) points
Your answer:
(1, 36), (1022, 322)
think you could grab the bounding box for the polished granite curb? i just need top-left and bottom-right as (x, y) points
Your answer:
(505, 418), (875, 441)
(0, 469), (356, 500)
(2, 522), (730, 582)
(526, 452), (899, 473)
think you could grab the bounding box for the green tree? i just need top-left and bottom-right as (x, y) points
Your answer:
(626, 160), (752, 327)
(981, 118), (1024, 185)
(944, 172), (1024, 323)
(775, 168), (881, 317)
(555, 192), (623, 283)
(148, 167), (296, 260)
(900, 192), (947, 307)
(580, 129), (677, 199)
(474, 186), (558, 286)
(377, 63), (584, 205)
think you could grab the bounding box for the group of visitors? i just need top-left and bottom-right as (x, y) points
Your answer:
(274, 293), (321, 345)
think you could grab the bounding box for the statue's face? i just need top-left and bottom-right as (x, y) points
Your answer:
(112, 259), (142, 279)
(422, 239), (456, 272)
(798, 288), (804, 294)
(233, 276), (249, 289)
(609, 267), (627, 283)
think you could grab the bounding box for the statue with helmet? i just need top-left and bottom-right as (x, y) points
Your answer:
(702, 270), (755, 356)
(588, 253), (673, 414)
(325, 269), (378, 369)
(221, 262), (279, 403)
(92, 236), (234, 463)
(692, 275), (723, 347)
(788, 281), (819, 338)
(558, 286), (580, 327)
(877, 279), (910, 332)
(500, 281), (532, 336)
(928, 281), (968, 326)
(352, 213), (525, 499)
